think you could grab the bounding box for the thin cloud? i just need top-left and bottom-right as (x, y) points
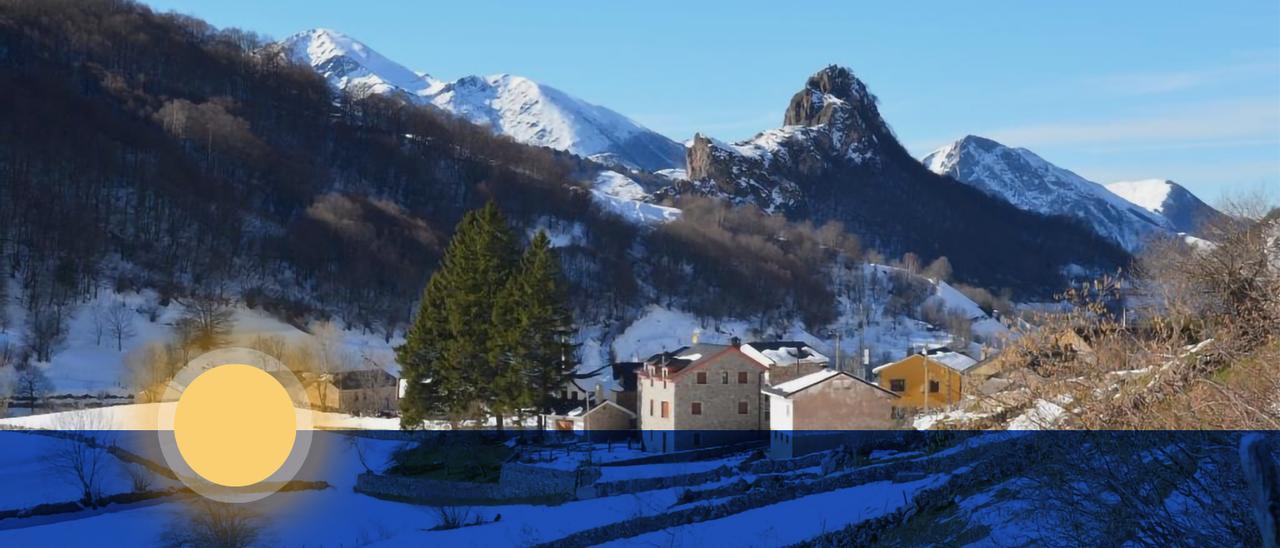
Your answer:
(984, 98), (1280, 148)
(1085, 62), (1280, 96)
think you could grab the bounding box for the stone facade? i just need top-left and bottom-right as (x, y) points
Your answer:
(638, 344), (767, 452)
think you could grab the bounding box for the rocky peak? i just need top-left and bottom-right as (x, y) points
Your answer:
(781, 65), (886, 155)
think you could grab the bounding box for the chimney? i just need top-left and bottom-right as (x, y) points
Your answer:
(730, 336), (742, 348)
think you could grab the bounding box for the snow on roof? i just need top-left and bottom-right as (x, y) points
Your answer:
(675, 353), (703, 361)
(929, 351), (979, 372)
(871, 351), (979, 374)
(741, 341), (829, 368)
(766, 369), (842, 396)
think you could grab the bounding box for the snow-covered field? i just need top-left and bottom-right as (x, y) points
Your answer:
(0, 431), (165, 512)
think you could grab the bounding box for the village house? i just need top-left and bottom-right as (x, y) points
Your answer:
(637, 340), (768, 452)
(293, 368), (400, 416)
(551, 400), (637, 441)
(559, 364), (612, 410)
(740, 341), (830, 385)
(873, 347), (977, 410)
(762, 369), (901, 459)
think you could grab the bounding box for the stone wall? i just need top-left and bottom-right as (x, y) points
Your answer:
(355, 462), (600, 505)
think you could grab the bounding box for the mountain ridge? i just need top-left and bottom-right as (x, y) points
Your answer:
(922, 135), (1175, 251)
(279, 28), (685, 171)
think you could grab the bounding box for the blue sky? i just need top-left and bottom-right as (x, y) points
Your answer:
(144, 1), (1279, 201)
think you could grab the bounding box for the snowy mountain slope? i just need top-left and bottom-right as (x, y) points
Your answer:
(923, 135), (1173, 251)
(1105, 179), (1229, 237)
(279, 29), (684, 171)
(281, 28), (440, 98)
(588, 171), (681, 225)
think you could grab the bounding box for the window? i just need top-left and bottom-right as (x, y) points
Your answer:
(929, 380), (940, 393)
(738, 372), (749, 384)
(691, 402), (702, 415)
(649, 399), (654, 416)
(738, 400), (749, 414)
(571, 391), (580, 401)
(696, 372), (707, 384)
(890, 379), (906, 392)
(721, 371), (729, 384)
(661, 401), (670, 418)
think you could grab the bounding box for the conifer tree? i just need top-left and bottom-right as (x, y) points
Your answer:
(490, 231), (579, 429)
(397, 202), (518, 428)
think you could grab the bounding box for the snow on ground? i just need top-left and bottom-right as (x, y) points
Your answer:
(375, 484), (702, 547)
(0, 433), (424, 546)
(0, 289), (398, 400)
(590, 191), (680, 226)
(0, 402), (453, 431)
(587, 171), (681, 225)
(0, 431), (151, 511)
(654, 168), (688, 181)
(594, 171), (652, 202)
(598, 474), (951, 547)
(1105, 179), (1173, 215)
(913, 408), (988, 430)
(1007, 399), (1068, 430)
(596, 454), (747, 482)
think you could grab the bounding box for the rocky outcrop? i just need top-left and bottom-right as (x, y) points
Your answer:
(660, 65), (1130, 292)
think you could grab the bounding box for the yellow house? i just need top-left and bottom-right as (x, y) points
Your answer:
(873, 348), (977, 409)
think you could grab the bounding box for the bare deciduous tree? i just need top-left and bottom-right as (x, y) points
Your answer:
(174, 296), (235, 352)
(105, 301), (136, 351)
(49, 412), (114, 507)
(161, 500), (267, 548)
(14, 364), (53, 412)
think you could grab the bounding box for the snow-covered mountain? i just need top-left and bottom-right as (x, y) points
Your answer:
(1105, 179), (1229, 237)
(279, 29), (684, 171)
(923, 135), (1173, 251)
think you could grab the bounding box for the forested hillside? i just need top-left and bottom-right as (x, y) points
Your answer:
(0, 0), (1121, 366)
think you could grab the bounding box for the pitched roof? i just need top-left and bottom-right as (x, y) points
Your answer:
(741, 341), (830, 367)
(762, 369), (898, 398)
(642, 343), (733, 375)
(637, 343), (767, 381)
(872, 350), (979, 374)
(580, 399), (637, 419)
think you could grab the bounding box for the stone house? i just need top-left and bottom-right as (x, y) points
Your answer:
(872, 347), (977, 410)
(295, 368), (399, 416)
(762, 369), (901, 459)
(637, 341), (768, 452)
(553, 400), (637, 442)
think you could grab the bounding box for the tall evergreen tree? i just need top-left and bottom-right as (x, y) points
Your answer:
(490, 231), (579, 430)
(397, 202), (518, 428)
